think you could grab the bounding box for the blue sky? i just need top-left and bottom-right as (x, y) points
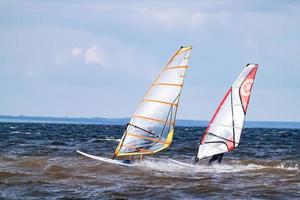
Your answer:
(0, 0), (299, 121)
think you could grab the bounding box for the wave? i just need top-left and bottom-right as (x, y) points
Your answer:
(10, 131), (21, 134)
(44, 164), (73, 179)
(276, 162), (299, 170)
(0, 171), (29, 178)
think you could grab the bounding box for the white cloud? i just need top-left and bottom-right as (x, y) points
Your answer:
(71, 47), (82, 57)
(84, 45), (107, 66)
(66, 40), (156, 76)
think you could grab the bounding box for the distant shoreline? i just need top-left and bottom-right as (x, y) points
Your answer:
(0, 115), (299, 129)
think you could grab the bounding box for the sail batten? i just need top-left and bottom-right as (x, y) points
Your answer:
(164, 66), (189, 70)
(132, 115), (175, 125)
(220, 103), (248, 107)
(143, 99), (178, 107)
(114, 46), (192, 157)
(210, 123), (243, 129)
(206, 132), (240, 144)
(126, 133), (168, 144)
(197, 64), (258, 160)
(152, 83), (183, 87)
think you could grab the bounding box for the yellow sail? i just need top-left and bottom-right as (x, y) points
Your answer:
(114, 46), (192, 157)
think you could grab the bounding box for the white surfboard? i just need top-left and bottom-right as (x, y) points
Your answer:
(76, 150), (134, 167)
(168, 158), (196, 168)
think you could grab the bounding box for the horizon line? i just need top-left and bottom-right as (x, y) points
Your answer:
(0, 114), (299, 123)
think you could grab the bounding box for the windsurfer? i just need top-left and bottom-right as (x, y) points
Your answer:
(207, 153), (223, 165)
(122, 154), (144, 164)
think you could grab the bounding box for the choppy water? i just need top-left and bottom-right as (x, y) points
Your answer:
(0, 123), (299, 199)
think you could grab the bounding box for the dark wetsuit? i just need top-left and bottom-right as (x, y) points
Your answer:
(208, 153), (224, 165)
(123, 160), (131, 164)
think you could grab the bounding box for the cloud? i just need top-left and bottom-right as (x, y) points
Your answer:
(71, 47), (82, 57)
(67, 40), (157, 76)
(84, 45), (107, 66)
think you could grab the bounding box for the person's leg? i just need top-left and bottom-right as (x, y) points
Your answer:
(217, 153), (224, 164)
(140, 154), (144, 161)
(208, 155), (218, 166)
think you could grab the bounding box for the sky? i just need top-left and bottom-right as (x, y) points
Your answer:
(0, 0), (300, 122)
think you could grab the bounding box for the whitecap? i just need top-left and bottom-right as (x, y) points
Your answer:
(132, 158), (290, 174)
(10, 131), (21, 134)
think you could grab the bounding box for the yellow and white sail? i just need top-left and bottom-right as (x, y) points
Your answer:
(114, 46), (192, 157)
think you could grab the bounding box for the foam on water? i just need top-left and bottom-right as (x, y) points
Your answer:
(97, 138), (120, 142)
(276, 163), (299, 170)
(133, 159), (299, 174)
(10, 131), (21, 134)
(88, 137), (120, 142)
(134, 159), (263, 174)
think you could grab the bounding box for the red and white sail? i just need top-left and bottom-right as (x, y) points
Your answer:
(197, 64), (258, 160)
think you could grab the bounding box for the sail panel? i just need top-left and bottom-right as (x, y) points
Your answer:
(197, 64), (258, 160)
(114, 46), (192, 157)
(144, 85), (181, 104)
(167, 47), (191, 68)
(156, 66), (186, 84)
(198, 143), (229, 159)
(208, 92), (233, 129)
(133, 101), (176, 125)
(200, 88), (232, 144)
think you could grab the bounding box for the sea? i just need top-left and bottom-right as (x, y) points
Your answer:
(0, 122), (299, 199)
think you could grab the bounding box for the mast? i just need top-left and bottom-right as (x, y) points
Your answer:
(113, 46), (192, 158)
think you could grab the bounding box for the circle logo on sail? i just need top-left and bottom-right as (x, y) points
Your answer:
(241, 79), (254, 97)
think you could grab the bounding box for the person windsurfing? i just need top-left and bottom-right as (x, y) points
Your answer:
(193, 64), (259, 166)
(194, 147), (224, 165)
(207, 153), (223, 165)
